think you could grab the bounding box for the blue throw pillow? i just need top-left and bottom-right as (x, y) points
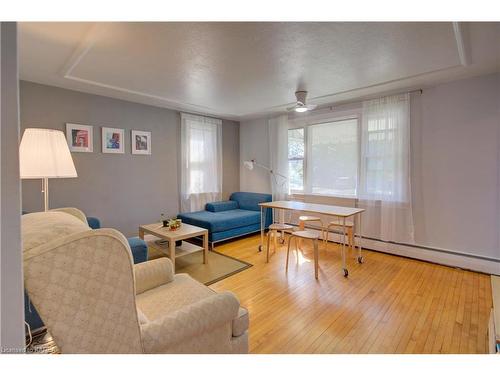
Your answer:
(206, 200), (239, 212)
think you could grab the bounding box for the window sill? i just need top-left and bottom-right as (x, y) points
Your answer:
(288, 192), (358, 200)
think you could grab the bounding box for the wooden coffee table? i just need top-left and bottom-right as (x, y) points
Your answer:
(139, 222), (208, 271)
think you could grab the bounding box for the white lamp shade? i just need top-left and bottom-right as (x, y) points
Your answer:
(19, 128), (77, 179)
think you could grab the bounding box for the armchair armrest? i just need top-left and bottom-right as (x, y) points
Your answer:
(134, 258), (174, 294)
(140, 291), (240, 353)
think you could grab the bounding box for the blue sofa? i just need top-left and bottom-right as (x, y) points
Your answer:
(177, 192), (273, 247)
(24, 215), (148, 333)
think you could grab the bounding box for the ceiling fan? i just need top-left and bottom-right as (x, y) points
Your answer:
(287, 90), (317, 113)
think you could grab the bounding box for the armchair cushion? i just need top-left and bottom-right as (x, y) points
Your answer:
(136, 274), (215, 320)
(205, 200), (239, 212)
(140, 291), (240, 353)
(134, 258), (174, 294)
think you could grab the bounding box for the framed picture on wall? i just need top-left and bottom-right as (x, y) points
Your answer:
(66, 123), (93, 152)
(102, 127), (125, 154)
(131, 130), (151, 155)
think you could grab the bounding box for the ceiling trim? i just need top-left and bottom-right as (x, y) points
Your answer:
(59, 23), (237, 119)
(59, 22), (107, 77)
(452, 22), (471, 66)
(48, 21), (487, 120)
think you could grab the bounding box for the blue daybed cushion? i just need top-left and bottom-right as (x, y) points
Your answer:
(178, 209), (261, 233)
(206, 200), (239, 212)
(230, 192), (271, 211)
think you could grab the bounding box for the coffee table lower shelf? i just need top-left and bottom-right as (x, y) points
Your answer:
(145, 237), (204, 259)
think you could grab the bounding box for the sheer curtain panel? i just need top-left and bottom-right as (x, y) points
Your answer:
(359, 93), (414, 243)
(268, 114), (290, 201)
(180, 113), (222, 213)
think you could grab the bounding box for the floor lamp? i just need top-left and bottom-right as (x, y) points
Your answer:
(243, 159), (288, 194)
(243, 159), (288, 242)
(19, 128), (78, 211)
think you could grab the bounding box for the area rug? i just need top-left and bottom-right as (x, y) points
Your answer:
(173, 250), (252, 285)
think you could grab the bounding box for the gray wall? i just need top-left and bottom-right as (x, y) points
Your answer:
(221, 118), (240, 198)
(20, 81), (240, 236)
(410, 72), (500, 259)
(239, 117), (271, 193)
(1, 22), (24, 352)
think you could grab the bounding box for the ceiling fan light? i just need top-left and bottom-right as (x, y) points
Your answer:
(295, 106), (308, 113)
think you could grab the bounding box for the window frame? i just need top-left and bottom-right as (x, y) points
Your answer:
(288, 111), (362, 199)
(287, 126), (306, 194)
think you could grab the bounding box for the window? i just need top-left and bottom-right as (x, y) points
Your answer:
(180, 113), (222, 212)
(288, 118), (359, 197)
(286, 94), (409, 201)
(307, 119), (358, 196)
(287, 128), (304, 191)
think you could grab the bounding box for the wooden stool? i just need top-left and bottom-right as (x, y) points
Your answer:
(326, 220), (355, 251)
(298, 215), (325, 245)
(266, 223), (293, 263)
(286, 230), (320, 279)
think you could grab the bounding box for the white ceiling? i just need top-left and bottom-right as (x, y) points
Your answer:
(19, 22), (500, 120)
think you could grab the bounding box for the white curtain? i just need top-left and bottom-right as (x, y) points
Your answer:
(359, 93), (414, 243)
(180, 113), (222, 213)
(268, 114), (289, 202)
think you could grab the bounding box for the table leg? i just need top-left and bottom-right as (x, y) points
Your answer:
(279, 208), (286, 244)
(139, 228), (144, 240)
(298, 218), (305, 250)
(169, 238), (176, 272)
(203, 232), (208, 264)
(357, 213), (363, 264)
(313, 238), (319, 280)
(259, 206), (264, 252)
(342, 217), (348, 277)
(266, 230), (271, 263)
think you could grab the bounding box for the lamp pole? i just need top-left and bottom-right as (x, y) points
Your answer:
(42, 177), (49, 212)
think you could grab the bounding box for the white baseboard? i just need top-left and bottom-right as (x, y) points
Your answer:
(290, 225), (500, 275)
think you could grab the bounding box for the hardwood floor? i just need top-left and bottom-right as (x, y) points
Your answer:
(210, 234), (493, 354)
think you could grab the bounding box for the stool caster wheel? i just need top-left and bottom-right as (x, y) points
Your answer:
(357, 256), (364, 264)
(258, 245), (263, 252)
(343, 268), (349, 277)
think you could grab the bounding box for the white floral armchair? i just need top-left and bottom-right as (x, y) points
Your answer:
(22, 208), (249, 354)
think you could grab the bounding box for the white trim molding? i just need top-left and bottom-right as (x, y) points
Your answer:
(300, 227), (500, 275)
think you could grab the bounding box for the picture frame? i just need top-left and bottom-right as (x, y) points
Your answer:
(66, 123), (93, 152)
(131, 130), (152, 155)
(102, 127), (125, 154)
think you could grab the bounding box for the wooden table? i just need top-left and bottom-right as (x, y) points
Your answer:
(139, 222), (208, 271)
(259, 200), (365, 277)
